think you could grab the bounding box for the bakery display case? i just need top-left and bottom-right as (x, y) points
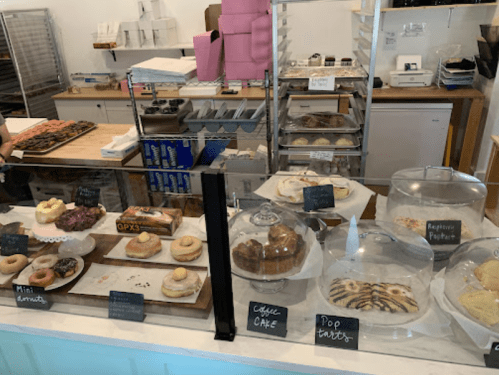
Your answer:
(386, 167), (487, 261)
(320, 220), (434, 329)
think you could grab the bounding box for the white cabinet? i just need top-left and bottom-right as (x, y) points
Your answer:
(55, 100), (109, 123)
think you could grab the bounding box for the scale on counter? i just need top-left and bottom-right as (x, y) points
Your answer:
(389, 55), (433, 87)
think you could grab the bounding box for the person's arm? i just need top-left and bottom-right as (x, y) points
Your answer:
(0, 115), (13, 163)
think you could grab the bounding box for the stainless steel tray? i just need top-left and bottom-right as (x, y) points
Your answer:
(17, 125), (98, 155)
(279, 133), (359, 149)
(281, 112), (360, 134)
(280, 66), (367, 81)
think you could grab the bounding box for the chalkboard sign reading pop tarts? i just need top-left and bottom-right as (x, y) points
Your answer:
(315, 314), (359, 350)
(484, 341), (499, 368)
(303, 185), (335, 212)
(12, 284), (51, 310)
(425, 220), (461, 245)
(247, 302), (288, 338)
(75, 186), (100, 208)
(1, 234), (28, 256)
(108, 291), (145, 322)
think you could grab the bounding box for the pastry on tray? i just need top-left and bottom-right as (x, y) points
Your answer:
(35, 198), (67, 224)
(393, 216), (474, 239)
(335, 137), (354, 146)
(125, 232), (162, 259)
(161, 267), (202, 298)
(55, 206), (105, 232)
(474, 259), (499, 292)
(291, 137), (309, 146)
(312, 137), (331, 146)
(328, 278), (419, 313)
(458, 289), (499, 326)
(170, 235), (203, 262)
(232, 223), (305, 275)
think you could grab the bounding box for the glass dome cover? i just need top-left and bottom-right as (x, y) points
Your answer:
(444, 237), (499, 333)
(228, 203), (310, 282)
(320, 220), (433, 326)
(387, 166), (486, 259)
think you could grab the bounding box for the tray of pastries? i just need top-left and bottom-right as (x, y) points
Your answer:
(280, 133), (359, 149)
(13, 120), (96, 154)
(280, 66), (367, 81)
(282, 111), (360, 134)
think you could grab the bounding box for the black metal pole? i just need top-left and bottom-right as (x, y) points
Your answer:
(201, 170), (236, 341)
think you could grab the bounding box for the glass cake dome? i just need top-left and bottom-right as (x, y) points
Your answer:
(444, 237), (499, 334)
(387, 166), (487, 261)
(228, 202), (310, 293)
(320, 220), (433, 327)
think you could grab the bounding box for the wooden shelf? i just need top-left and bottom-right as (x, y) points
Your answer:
(353, 2), (497, 12)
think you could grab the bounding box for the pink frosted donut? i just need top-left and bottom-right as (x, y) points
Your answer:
(29, 268), (55, 288)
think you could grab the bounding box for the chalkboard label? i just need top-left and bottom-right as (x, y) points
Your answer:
(484, 342), (499, 368)
(1, 234), (28, 256)
(0, 204), (12, 214)
(108, 291), (145, 322)
(12, 284), (51, 310)
(247, 301), (288, 338)
(303, 185), (335, 212)
(315, 314), (359, 350)
(425, 220), (461, 245)
(75, 186), (100, 208)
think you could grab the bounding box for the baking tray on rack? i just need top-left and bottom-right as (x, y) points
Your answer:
(279, 133), (360, 149)
(281, 111), (360, 134)
(15, 124), (97, 154)
(280, 66), (368, 81)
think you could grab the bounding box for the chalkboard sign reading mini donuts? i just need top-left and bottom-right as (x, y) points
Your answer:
(75, 186), (100, 208)
(12, 284), (51, 310)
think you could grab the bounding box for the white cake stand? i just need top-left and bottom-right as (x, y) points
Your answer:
(31, 204), (106, 256)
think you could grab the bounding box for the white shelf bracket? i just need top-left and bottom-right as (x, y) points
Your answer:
(380, 11), (386, 32)
(447, 7), (454, 28)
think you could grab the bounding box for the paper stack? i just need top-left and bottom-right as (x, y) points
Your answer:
(131, 57), (197, 83)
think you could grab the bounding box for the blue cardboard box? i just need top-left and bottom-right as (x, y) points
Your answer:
(175, 139), (198, 170)
(143, 140), (161, 167)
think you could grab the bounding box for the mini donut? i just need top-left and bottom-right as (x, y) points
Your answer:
(170, 236), (203, 262)
(125, 232), (162, 259)
(161, 267), (202, 298)
(32, 254), (58, 271)
(53, 258), (78, 278)
(29, 268), (56, 288)
(0, 254), (28, 275)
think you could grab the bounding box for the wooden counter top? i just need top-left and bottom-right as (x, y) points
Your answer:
(20, 123), (139, 167)
(53, 87), (272, 101)
(373, 85), (484, 100)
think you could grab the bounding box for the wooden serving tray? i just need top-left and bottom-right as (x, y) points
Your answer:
(0, 234), (212, 319)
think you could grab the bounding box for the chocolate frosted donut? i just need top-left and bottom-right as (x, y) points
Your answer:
(53, 257), (78, 278)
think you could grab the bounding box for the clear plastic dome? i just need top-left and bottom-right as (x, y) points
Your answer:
(444, 238), (499, 332)
(320, 220), (433, 326)
(387, 167), (486, 260)
(228, 203), (310, 285)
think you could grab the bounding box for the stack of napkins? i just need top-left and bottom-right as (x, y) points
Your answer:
(101, 127), (140, 158)
(131, 57), (197, 83)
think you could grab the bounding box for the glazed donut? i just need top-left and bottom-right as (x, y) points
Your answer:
(32, 254), (58, 271)
(53, 257), (78, 278)
(161, 267), (202, 298)
(35, 198), (66, 224)
(170, 236), (203, 262)
(29, 268), (56, 288)
(125, 232), (162, 259)
(0, 254), (28, 275)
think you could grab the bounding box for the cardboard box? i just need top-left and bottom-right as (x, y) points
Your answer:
(193, 30), (224, 81)
(116, 206), (183, 236)
(224, 34), (252, 62)
(175, 139), (199, 170)
(221, 0), (269, 15)
(205, 4), (222, 31)
(225, 60), (272, 80)
(219, 13), (263, 35)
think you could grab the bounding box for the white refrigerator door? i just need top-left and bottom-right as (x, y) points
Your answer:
(365, 102), (453, 184)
